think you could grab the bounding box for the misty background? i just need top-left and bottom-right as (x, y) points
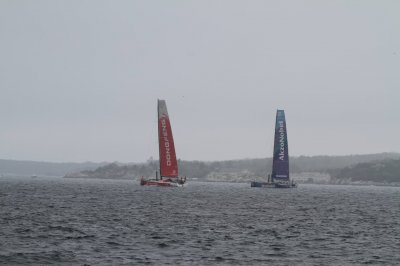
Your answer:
(1, 1), (399, 163)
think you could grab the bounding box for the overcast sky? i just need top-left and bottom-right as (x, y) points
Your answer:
(0, 1), (399, 163)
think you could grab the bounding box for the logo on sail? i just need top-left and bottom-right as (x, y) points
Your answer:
(279, 120), (285, 161)
(161, 118), (172, 166)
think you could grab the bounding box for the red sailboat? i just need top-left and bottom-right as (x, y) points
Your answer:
(140, 99), (186, 187)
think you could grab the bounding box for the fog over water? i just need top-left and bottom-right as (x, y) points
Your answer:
(1, 1), (399, 163)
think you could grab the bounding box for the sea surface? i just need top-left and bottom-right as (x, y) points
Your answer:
(1, 177), (399, 265)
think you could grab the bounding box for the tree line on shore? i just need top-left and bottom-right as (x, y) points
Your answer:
(64, 153), (400, 183)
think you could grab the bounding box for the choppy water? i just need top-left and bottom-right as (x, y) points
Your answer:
(1, 177), (400, 265)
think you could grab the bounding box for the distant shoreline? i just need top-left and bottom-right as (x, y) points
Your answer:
(3, 174), (399, 187)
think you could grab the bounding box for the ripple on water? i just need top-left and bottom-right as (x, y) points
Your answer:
(1, 178), (400, 265)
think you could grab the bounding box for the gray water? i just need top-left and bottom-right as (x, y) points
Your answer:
(1, 177), (399, 265)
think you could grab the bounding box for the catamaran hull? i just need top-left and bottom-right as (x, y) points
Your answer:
(250, 181), (296, 188)
(140, 180), (183, 187)
(140, 177), (185, 187)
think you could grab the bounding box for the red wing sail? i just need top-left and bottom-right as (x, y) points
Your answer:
(158, 100), (179, 178)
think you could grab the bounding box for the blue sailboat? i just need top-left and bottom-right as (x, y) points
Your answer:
(251, 110), (296, 188)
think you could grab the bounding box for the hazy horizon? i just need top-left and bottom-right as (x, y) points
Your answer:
(1, 1), (399, 163)
(1, 151), (399, 165)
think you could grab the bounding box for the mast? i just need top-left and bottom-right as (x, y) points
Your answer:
(157, 99), (162, 179)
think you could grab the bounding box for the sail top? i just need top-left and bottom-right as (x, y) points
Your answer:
(271, 109), (289, 184)
(158, 99), (179, 178)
